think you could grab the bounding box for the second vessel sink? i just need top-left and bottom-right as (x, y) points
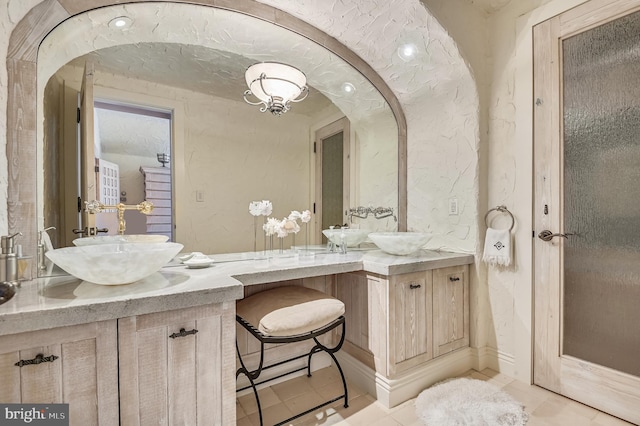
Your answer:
(368, 232), (432, 255)
(45, 242), (183, 285)
(322, 229), (370, 247)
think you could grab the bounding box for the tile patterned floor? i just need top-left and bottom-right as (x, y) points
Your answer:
(236, 368), (635, 425)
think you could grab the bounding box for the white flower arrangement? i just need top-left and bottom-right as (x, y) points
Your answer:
(263, 217), (281, 236)
(262, 207), (312, 249)
(249, 200), (273, 217)
(282, 218), (300, 235)
(288, 209), (311, 224)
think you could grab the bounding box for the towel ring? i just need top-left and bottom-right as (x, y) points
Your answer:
(484, 205), (515, 231)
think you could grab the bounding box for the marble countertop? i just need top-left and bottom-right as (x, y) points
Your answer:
(0, 249), (473, 336)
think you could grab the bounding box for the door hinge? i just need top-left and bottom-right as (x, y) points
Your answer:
(94, 165), (99, 173)
(313, 203), (316, 214)
(77, 197), (82, 213)
(77, 107), (81, 123)
(313, 142), (316, 153)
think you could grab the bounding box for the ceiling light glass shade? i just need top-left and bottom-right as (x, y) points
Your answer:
(243, 62), (309, 115)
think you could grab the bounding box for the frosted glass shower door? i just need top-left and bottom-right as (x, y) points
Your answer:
(534, 1), (640, 423)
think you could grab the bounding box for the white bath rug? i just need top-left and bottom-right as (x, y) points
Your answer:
(415, 378), (528, 426)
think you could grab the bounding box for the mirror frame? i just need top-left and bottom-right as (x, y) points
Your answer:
(6, 0), (407, 279)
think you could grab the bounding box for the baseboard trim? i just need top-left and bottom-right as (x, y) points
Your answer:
(237, 346), (517, 403)
(336, 347), (476, 408)
(471, 346), (515, 377)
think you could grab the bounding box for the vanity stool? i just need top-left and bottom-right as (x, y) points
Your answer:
(236, 285), (348, 426)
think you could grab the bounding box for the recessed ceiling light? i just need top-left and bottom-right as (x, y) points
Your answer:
(108, 16), (133, 30)
(398, 43), (418, 62)
(342, 82), (356, 94)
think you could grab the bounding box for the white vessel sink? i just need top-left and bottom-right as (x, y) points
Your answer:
(368, 232), (432, 255)
(322, 229), (370, 247)
(45, 242), (183, 285)
(73, 234), (169, 246)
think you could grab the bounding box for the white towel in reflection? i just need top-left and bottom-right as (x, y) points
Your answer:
(41, 230), (54, 252)
(482, 227), (512, 266)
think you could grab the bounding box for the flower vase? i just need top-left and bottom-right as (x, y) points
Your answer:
(263, 218), (268, 255)
(268, 235), (274, 257)
(253, 216), (258, 254)
(279, 237), (284, 254)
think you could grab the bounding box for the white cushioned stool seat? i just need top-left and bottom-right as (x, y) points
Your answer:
(236, 286), (345, 337)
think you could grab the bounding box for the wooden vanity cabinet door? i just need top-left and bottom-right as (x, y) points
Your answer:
(388, 271), (433, 376)
(118, 303), (236, 426)
(432, 265), (469, 357)
(0, 321), (119, 426)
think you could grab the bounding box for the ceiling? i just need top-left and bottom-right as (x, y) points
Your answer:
(68, 42), (333, 117)
(462, 0), (513, 13)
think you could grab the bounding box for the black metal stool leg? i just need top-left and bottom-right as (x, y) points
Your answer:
(236, 339), (264, 426)
(307, 320), (349, 408)
(236, 315), (348, 425)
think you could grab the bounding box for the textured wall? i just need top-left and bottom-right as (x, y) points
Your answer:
(260, 0), (480, 253)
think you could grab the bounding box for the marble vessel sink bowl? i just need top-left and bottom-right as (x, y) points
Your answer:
(45, 242), (183, 285)
(322, 229), (370, 247)
(368, 232), (433, 255)
(73, 234), (169, 246)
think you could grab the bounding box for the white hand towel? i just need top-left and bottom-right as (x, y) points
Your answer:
(482, 227), (512, 266)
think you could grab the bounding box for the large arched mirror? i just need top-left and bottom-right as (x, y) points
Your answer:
(3, 1), (406, 280)
(38, 3), (399, 259)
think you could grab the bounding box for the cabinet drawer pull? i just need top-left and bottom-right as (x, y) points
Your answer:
(409, 283), (421, 289)
(14, 353), (59, 367)
(169, 328), (199, 339)
(449, 276), (460, 282)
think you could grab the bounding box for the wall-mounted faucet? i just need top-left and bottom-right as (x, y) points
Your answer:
(347, 206), (397, 223)
(85, 200), (154, 235)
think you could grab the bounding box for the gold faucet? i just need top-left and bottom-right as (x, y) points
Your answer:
(85, 200), (154, 235)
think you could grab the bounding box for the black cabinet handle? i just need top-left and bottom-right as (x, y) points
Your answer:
(15, 353), (58, 367)
(169, 328), (198, 339)
(449, 276), (460, 282)
(409, 283), (421, 289)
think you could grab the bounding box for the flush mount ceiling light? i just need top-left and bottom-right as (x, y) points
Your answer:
(243, 62), (309, 116)
(397, 43), (418, 62)
(108, 16), (133, 30)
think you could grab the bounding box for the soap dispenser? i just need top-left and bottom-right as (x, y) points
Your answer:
(0, 232), (22, 283)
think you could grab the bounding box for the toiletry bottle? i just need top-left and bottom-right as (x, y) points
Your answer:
(0, 232), (21, 283)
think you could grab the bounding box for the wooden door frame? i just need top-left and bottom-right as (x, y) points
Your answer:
(533, 1), (640, 422)
(314, 117), (351, 243)
(80, 61), (97, 233)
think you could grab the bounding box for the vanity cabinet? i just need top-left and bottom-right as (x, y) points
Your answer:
(388, 271), (433, 376)
(432, 265), (469, 357)
(338, 264), (470, 380)
(0, 303), (235, 426)
(118, 302), (236, 426)
(0, 321), (119, 426)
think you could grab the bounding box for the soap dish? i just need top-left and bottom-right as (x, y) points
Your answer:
(183, 257), (214, 269)
(178, 252), (203, 263)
